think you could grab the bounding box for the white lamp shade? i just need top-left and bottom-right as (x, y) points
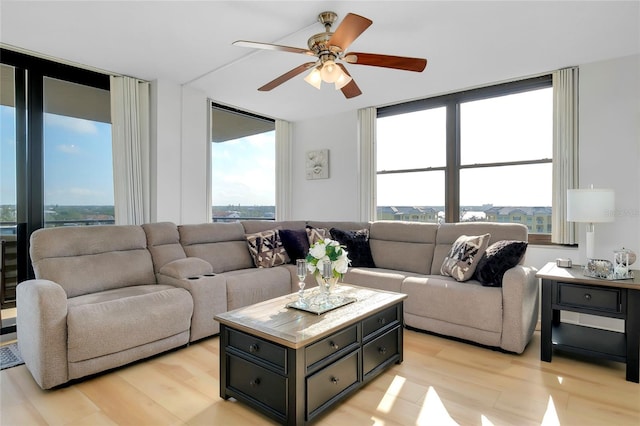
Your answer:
(320, 60), (340, 83)
(334, 72), (352, 90)
(566, 188), (615, 223)
(304, 68), (322, 90)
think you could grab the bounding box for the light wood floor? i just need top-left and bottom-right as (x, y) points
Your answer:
(2, 329), (639, 426)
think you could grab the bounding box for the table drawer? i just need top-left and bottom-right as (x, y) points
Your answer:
(557, 283), (622, 313)
(227, 328), (286, 371)
(306, 325), (358, 368)
(307, 349), (359, 416)
(362, 305), (399, 339)
(227, 355), (287, 416)
(363, 327), (400, 376)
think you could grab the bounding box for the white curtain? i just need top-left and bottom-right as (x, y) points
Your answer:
(275, 119), (292, 220)
(110, 76), (150, 225)
(551, 67), (579, 244)
(358, 107), (377, 222)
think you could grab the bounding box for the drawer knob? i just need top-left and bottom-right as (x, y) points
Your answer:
(330, 376), (340, 384)
(378, 346), (387, 355)
(329, 341), (339, 350)
(584, 293), (592, 301)
(248, 344), (259, 353)
(378, 317), (387, 325)
(249, 378), (261, 387)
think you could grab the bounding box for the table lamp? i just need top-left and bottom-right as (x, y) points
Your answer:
(567, 185), (615, 260)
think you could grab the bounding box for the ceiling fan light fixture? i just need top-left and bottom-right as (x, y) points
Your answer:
(334, 72), (352, 90)
(304, 67), (322, 89)
(320, 60), (340, 83)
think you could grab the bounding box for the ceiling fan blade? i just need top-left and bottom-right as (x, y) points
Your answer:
(233, 40), (315, 56)
(336, 64), (362, 99)
(258, 62), (317, 91)
(328, 13), (372, 51)
(344, 52), (427, 72)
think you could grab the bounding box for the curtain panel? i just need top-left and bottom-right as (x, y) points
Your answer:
(358, 107), (377, 222)
(275, 119), (292, 220)
(551, 67), (579, 244)
(110, 76), (150, 225)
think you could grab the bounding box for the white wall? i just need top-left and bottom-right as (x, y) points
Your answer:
(150, 79), (209, 224)
(290, 110), (360, 221)
(150, 79), (182, 223)
(578, 54), (640, 263)
(180, 85), (209, 224)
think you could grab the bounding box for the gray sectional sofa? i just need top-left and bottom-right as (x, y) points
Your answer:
(17, 219), (538, 389)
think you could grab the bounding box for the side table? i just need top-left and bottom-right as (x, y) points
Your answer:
(537, 262), (639, 383)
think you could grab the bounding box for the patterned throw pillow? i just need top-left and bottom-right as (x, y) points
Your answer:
(330, 228), (375, 267)
(440, 233), (491, 282)
(245, 229), (290, 268)
(306, 226), (330, 246)
(279, 229), (310, 264)
(475, 240), (528, 287)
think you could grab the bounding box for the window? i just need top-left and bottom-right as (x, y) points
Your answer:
(43, 77), (113, 226)
(377, 76), (552, 242)
(1, 48), (111, 285)
(210, 104), (275, 222)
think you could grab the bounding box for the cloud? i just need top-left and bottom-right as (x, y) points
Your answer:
(46, 114), (98, 134)
(56, 144), (80, 154)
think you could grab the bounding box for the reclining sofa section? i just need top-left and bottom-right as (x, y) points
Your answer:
(17, 220), (538, 389)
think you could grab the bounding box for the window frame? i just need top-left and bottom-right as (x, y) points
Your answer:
(377, 75), (553, 244)
(209, 102), (276, 222)
(1, 48), (110, 280)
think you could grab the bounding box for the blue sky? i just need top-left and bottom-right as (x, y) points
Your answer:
(1, 106), (114, 206)
(211, 131), (276, 206)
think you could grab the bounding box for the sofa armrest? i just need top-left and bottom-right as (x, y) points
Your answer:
(16, 279), (69, 389)
(159, 257), (213, 279)
(500, 265), (539, 353)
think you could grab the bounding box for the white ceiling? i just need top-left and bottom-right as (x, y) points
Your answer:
(1, 1), (639, 122)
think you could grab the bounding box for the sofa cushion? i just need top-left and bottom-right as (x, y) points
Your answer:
(306, 226), (329, 246)
(432, 223), (528, 273)
(159, 257), (213, 279)
(475, 240), (528, 287)
(440, 233), (490, 282)
(245, 229), (290, 268)
(369, 221), (438, 275)
(402, 276), (503, 333)
(330, 228), (375, 267)
(142, 222), (186, 273)
(66, 285), (193, 363)
(280, 228), (310, 264)
(179, 223), (254, 273)
(30, 225), (156, 298)
(224, 267), (292, 310)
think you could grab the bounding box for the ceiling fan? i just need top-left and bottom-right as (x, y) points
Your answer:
(233, 11), (428, 99)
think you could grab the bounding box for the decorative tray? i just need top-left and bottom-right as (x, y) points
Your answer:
(287, 294), (357, 315)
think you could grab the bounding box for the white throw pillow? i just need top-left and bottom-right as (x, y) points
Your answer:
(440, 233), (491, 282)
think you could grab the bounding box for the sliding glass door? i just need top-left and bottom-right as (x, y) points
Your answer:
(1, 49), (111, 307)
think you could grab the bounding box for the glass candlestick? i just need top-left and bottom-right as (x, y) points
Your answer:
(296, 259), (307, 305)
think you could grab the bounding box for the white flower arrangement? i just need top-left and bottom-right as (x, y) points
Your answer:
(305, 238), (350, 279)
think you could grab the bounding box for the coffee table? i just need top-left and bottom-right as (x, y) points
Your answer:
(214, 284), (407, 425)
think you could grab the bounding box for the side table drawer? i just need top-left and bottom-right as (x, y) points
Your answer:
(557, 283), (622, 313)
(307, 349), (359, 416)
(227, 328), (286, 372)
(306, 325), (358, 369)
(363, 327), (400, 376)
(227, 355), (287, 416)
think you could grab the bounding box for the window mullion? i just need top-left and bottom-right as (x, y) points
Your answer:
(445, 100), (460, 223)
